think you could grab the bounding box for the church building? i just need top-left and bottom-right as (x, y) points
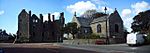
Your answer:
(72, 8), (125, 43)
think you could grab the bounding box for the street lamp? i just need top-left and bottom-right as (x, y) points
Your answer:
(104, 7), (110, 44)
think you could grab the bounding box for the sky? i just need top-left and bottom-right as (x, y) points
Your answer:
(0, 0), (150, 34)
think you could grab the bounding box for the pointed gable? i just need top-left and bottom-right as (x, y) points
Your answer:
(18, 9), (29, 17)
(72, 16), (81, 27)
(32, 14), (39, 19)
(108, 9), (123, 23)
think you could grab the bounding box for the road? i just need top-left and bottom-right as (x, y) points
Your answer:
(1, 43), (150, 53)
(0, 43), (99, 53)
(58, 43), (150, 53)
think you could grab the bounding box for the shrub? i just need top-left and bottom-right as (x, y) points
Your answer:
(77, 33), (106, 39)
(146, 34), (150, 44)
(88, 33), (105, 39)
(17, 36), (29, 43)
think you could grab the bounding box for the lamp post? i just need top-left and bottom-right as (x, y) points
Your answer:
(104, 7), (110, 44)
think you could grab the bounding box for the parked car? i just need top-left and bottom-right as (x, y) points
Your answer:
(127, 33), (145, 46)
(95, 40), (105, 45)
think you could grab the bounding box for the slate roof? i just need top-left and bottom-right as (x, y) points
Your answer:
(75, 15), (109, 27)
(74, 10), (120, 27)
(91, 16), (108, 24)
(76, 17), (92, 27)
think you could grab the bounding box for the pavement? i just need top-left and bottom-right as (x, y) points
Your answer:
(0, 43), (59, 48)
(57, 43), (150, 53)
(0, 43), (99, 53)
(3, 47), (101, 53)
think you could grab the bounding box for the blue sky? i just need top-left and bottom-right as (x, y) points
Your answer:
(0, 0), (150, 34)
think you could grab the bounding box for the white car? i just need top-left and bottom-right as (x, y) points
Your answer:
(127, 33), (145, 46)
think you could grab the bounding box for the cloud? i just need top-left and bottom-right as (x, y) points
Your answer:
(121, 1), (150, 32)
(121, 9), (133, 32)
(131, 1), (150, 14)
(121, 9), (132, 17)
(90, 0), (107, 5)
(123, 17), (133, 32)
(43, 14), (48, 21)
(0, 10), (4, 15)
(122, 1), (150, 32)
(66, 0), (113, 15)
(66, 1), (97, 15)
(121, 9), (132, 31)
(43, 12), (60, 21)
(51, 12), (60, 19)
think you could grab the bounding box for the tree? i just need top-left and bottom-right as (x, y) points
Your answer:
(131, 10), (150, 33)
(80, 9), (97, 18)
(80, 9), (108, 19)
(0, 29), (2, 33)
(2, 30), (8, 35)
(64, 22), (78, 39)
(63, 24), (70, 39)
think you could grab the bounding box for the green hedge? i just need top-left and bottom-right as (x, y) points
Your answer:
(78, 33), (105, 39)
(146, 34), (150, 44)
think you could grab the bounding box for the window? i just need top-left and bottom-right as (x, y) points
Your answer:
(33, 19), (35, 22)
(84, 29), (87, 33)
(35, 20), (38, 22)
(19, 19), (22, 22)
(33, 19), (38, 23)
(20, 33), (21, 36)
(33, 32), (35, 37)
(115, 24), (119, 32)
(97, 24), (101, 33)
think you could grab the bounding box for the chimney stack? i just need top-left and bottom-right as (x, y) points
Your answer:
(48, 13), (51, 22)
(61, 12), (64, 18)
(59, 12), (64, 19)
(52, 15), (55, 21)
(29, 10), (31, 17)
(40, 14), (43, 22)
(59, 12), (65, 24)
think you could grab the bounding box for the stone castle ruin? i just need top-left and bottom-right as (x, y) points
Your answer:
(17, 9), (65, 42)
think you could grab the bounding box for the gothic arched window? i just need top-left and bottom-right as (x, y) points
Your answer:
(97, 24), (101, 33)
(115, 24), (119, 32)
